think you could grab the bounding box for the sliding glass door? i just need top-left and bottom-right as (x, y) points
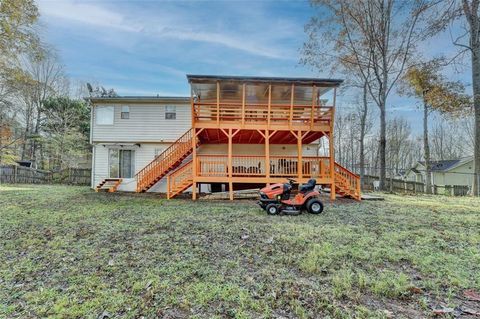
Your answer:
(109, 149), (135, 178)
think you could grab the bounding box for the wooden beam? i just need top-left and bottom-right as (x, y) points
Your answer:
(195, 128), (204, 137)
(256, 129), (266, 139)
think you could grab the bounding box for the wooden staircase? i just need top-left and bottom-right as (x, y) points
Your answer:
(96, 178), (123, 192)
(167, 160), (193, 199)
(334, 163), (361, 200)
(136, 128), (198, 192)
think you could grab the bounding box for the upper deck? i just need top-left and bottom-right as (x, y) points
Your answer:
(188, 75), (341, 132)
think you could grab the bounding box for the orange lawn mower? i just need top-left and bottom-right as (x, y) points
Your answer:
(258, 178), (324, 215)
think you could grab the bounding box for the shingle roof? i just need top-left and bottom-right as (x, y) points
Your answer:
(418, 159), (462, 172)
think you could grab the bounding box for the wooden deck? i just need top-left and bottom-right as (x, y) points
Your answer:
(135, 75), (360, 201)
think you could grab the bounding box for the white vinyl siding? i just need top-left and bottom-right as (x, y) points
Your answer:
(92, 143), (172, 192)
(92, 103), (190, 142)
(92, 143), (319, 192)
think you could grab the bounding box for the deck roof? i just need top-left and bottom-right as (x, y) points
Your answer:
(187, 74), (343, 87)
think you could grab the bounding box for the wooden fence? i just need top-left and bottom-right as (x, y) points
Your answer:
(0, 165), (91, 186)
(361, 174), (470, 196)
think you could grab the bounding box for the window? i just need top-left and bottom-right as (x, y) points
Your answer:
(109, 149), (135, 178)
(96, 106), (114, 125)
(121, 105), (130, 119)
(165, 105), (176, 120)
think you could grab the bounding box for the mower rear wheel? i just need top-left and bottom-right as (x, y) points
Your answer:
(266, 203), (280, 215)
(306, 199), (323, 214)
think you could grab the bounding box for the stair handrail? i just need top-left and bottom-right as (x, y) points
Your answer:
(167, 160), (193, 199)
(334, 163), (361, 199)
(136, 128), (195, 192)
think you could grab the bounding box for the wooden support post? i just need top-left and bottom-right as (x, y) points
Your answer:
(329, 131), (336, 201)
(216, 81), (220, 125)
(297, 130), (302, 179)
(192, 128), (197, 200)
(267, 84), (272, 128)
(265, 129), (270, 180)
(242, 83), (246, 127)
(289, 84), (294, 129)
(228, 128), (233, 200)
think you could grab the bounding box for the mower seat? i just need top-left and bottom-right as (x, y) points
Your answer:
(299, 179), (316, 194)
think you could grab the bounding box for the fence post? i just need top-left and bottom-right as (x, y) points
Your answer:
(14, 165), (17, 184)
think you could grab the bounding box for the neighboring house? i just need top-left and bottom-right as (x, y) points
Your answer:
(89, 75), (361, 200)
(404, 157), (474, 188)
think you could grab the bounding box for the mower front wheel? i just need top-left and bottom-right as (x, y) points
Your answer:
(266, 203), (280, 215)
(306, 199), (324, 214)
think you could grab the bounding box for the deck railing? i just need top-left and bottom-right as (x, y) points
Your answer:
(193, 101), (333, 128)
(196, 155), (331, 179)
(136, 128), (195, 192)
(334, 162), (361, 197)
(167, 160), (193, 199)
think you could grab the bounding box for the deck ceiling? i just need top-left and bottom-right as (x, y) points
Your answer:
(198, 129), (326, 144)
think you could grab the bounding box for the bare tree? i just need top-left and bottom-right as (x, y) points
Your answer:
(430, 0), (480, 194)
(14, 50), (65, 166)
(303, 0), (433, 190)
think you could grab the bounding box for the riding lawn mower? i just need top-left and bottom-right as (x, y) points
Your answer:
(258, 178), (324, 215)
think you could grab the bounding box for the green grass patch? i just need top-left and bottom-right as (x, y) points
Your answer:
(1, 185), (479, 318)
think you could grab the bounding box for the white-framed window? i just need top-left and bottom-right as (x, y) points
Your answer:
(109, 149), (135, 178)
(121, 105), (130, 119)
(96, 106), (114, 125)
(165, 105), (176, 120)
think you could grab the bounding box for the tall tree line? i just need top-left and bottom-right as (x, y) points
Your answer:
(0, 0), (91, 170)
(303, 0), (478, 194)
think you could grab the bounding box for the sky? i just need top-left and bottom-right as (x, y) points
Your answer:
(36, 0), (472, 130)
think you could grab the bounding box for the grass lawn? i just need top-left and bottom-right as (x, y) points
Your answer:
(1, 184), (480, 318)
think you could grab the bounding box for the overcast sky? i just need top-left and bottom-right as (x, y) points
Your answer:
(37, 0), (472, 131)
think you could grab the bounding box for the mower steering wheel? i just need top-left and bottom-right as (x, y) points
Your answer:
(287, 178), (297, 184)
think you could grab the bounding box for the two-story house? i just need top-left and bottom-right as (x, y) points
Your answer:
(90, 96), (191, 192)
(90, 75), (361, 200)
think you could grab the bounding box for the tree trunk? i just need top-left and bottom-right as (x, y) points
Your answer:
(379, 101), (387, 190)
(472, 44), (480, 196)
(359, 82), (368, 183)
(423, 98), (432, 194)
(32, 105), (42, 168)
